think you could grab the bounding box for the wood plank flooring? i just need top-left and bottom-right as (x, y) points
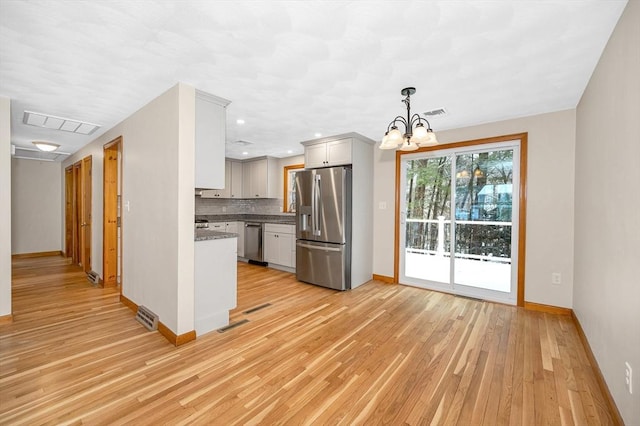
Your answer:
(1, 255), (617, 425)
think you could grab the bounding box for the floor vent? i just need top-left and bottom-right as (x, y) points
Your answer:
(86, 271), (100, 285)
(136, 306), (159, 331)
(243, 303), (272, 314)
(455, 295), (484, 302)
(217, 319), (249, 333)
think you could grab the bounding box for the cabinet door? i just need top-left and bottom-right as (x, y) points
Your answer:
(230, 161), (243, 198)
(220, 161), (232, 198)
(243, 159), (268, 198)
(278, 232), (294, 267)
(326, 139), (352, 166)
(252, 160), (268, 197)
(195, 95), (226, 189)
(263, 232), (279, 264)
(304, 143), (328, 168)
(236, 222), (244, 257)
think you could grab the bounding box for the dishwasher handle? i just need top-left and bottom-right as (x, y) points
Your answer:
(245, 223), (262, 228)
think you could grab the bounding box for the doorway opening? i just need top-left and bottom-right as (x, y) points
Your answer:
(395, 134), (527, 305)
(103, 137), (122, 289)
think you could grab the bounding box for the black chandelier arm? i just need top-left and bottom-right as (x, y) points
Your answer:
(408, 114), (433, 130)
(387, 116), (408, 132)
(409, 113), (424, 128)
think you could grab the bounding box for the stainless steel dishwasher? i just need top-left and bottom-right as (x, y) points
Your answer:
(244, 222), (264, 263)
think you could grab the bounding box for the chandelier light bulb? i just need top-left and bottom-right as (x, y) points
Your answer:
(412, 123), (429, 145)
(387, 126), (403, 144)
(380, 132), (399, 150)
(399, 139), (418, 151)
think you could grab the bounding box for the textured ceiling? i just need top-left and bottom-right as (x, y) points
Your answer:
(0, 0), (628, 160)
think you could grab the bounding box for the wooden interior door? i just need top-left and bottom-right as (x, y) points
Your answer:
(65, 166), (73, 258)
(73, 162), (81, 264)
(103, 138), (121, 287)
(80, 156), (92, 273)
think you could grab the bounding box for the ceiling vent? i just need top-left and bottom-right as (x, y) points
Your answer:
(232, 140), (254, 146)
(12, 145), (70, 162)
(423, 108), (448, 118)
(23, 110), (101, 135)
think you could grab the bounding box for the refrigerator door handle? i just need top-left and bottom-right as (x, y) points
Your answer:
(296, 242), (342, 252)
(313, 174), (321, 236)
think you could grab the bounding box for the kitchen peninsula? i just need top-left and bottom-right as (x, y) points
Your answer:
(194, 229), (237, 336)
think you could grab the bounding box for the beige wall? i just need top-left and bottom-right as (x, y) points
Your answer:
(373, 109), (577, 308)
(62, 83), (196, 335)
(0, 97), (11, 317)
(574, 1), (640, 423)
(11, 158), (62, 255)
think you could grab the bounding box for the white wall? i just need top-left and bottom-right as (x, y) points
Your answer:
(574, 1), (640, 423)
(11, 158), (62, 254)
(0, 96), (11, 317)
(62, 83), (196, 336)
(373, 109), (577, 308)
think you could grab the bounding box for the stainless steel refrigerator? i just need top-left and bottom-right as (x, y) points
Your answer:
(295, 166), (352, 290)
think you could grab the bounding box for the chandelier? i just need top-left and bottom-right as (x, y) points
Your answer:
(380, 87), (438, 151)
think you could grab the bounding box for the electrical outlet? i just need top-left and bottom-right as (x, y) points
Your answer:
(625, 362), (633, 394)
(551, 272), (561, 285)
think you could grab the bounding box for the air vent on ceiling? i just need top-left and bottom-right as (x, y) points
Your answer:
(12, 145), (70, 162)
(23, 110), (101, 135)
(423, 108), (448, 118)
(232, 140), (254, 146)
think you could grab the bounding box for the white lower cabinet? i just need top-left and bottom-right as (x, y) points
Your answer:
(236, 222), (244, 257)
(210, 222), (243, 257)
(194, 236), (237, 336)
(264, 223), (295, 268)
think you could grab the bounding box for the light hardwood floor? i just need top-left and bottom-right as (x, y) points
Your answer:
(1, 255), (616, 425)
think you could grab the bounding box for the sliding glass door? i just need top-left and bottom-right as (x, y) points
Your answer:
(399, 141), (520, 304)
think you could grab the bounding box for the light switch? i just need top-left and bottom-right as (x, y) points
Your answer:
(379, 202), (387, 210)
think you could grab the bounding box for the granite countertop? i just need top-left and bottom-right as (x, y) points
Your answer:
(196, 214), (296, 225)
(194, 229), (238, 241)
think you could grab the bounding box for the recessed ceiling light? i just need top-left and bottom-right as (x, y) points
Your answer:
(32, 141), (60, 152)
(242, 151), (249, 155)
(23, 110), (101, 135)
(314, 133), (322, 138)
(236, 119), (245, 125)
(287, 150), (293, 154)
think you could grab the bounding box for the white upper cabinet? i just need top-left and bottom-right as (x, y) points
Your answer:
(194, 90), (231, 189)
(303, 137), (353, 168)
(230, 161), (243, 198)
(242, 157), (279, 198)
(201, 160), (232, 198)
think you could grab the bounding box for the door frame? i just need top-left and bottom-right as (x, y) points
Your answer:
(394, 133), (528, 306)
(103, 136), (122, 289)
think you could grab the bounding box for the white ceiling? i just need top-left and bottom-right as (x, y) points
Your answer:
(0, 0), (628, 161)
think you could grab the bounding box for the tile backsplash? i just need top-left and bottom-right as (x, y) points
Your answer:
(196, 197), (283, 215)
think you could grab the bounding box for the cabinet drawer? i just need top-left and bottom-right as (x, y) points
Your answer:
(209, 223), (225, 231)
(264, 223), (294, 234)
